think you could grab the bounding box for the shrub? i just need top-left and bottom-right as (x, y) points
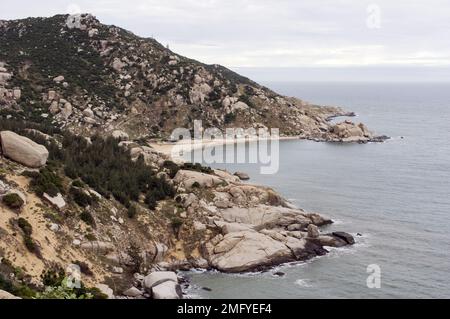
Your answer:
(171, 217), (183, 231)
(18, 218), (33, 236)
(41, 267), (65, 287)
(127, 205), (137, 218)
(224, 112), (236, 124)
(2, 193), (24, 209)
(79, 211), (95, 227)
(70, 187), (93, 208)
(163, 160), (180, 178)
(71, 180), (84, 188)
(23, 168), (63, 197)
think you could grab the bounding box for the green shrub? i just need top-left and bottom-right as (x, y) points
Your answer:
(163, 160), (180, 178)
(70, 187), (93, 208)
(171, 217), (183, 231)
(127, 205), (137, 218)
(79, 211), (95, 227)
(23, 168), (63, 197)
(224, 112), (236, 124)
(71, 180), (84, 188)
(41, 267), (65, 287)
(2, 193), (24, 209)
(18, 218), (33, 236)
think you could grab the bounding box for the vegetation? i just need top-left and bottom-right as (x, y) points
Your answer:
(23, 167), (64, 197)
(0, 119), (176, 211)
(17, 218), (41, 257)
(70, 187), (94, 208)
(224, 112), (236, 124)
(79, 210), (96, 228)
(2, 193), (24, 209)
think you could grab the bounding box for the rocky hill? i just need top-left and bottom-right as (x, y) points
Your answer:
(0, 123), (355, 299)
(0, 14), (366, 300)
(0, 13), (381, 142)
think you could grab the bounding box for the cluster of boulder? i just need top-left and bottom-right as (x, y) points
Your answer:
(160, 168), (356, 274)
(96, 271), (182, 299)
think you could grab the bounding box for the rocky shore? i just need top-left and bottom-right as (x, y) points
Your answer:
(0, 129), (357, 299)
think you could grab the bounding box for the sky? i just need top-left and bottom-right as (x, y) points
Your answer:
(2, 0), (450, 81)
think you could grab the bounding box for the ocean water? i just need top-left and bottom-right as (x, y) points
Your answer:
(184, 82), (450, 299)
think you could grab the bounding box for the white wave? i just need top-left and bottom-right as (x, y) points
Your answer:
(295, 279), (312, 288)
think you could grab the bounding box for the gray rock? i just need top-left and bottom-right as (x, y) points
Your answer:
(0, 131), (49, 168)
(307, 224), (320, 238)
(143, 271), (178, 292)
(96, 284), (115, 299)
(122, 287), (143, 298)
(152, 281), (182, 299)
(0, 289), (21, 299)
(43, 192), (66, 210)
(234, 171), (250, 180)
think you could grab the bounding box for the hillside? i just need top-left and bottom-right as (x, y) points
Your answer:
(0, 13), (378, 142)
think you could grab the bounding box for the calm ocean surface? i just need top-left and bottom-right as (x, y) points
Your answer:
(184, 82), (450, 298)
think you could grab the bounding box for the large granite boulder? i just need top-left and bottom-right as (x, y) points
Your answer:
(152, 281), (182, 299)
(174, 170), (223, 190)
(0, 131), (49, 168)
(143, 271), (178, 291)
(205, 230), (293, 272)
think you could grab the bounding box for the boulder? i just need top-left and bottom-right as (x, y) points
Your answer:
(61, 102), (73, 119)
(173, 170), (223, 190)
(332, 232), (355, 245)
(152, 281), (182, 299)
(307, 224), (320, 238)
(80, 241), (114, 253)
(111, 130), (129, 140)
(43, 193), (66, 210)
(122, 287), (143, 298)
(219, 205), (311, 230)
(206, 231), (293, 272)
(95, 284), (115, 299)
(0, 131), (49, 168)
(143, 271), (178, 292)
(0, 289), (21, 299)
(53, 75), (65, 83)
(213, 169), (240, 183)
(234, 171), (250, 180)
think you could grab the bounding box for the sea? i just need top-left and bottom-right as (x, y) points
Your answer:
(183, 82), (450, 298)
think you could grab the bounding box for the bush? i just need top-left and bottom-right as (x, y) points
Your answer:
(224, 112), (236, 124)
(71, 180), (84, 188)
(163, 160), (180, 178)
(70, 187), (94, 208)
(79, 211), (95, 227)
(171, 217), (183, 232)
(23, 168), (63, 197)
(18, 218), (33, 236)
(127, 205), (137, 218)
(2, 193), (24, 209)
(41, 267), (65, 287)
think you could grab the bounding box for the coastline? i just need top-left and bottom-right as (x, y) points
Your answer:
(149, 135), (300, 158)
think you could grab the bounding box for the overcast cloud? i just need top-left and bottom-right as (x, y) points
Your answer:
(2, 0), (450, 81)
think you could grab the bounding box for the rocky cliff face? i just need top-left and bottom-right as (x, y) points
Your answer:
(0, 13), (380, 142)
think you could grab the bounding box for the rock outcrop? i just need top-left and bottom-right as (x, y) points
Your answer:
(0, 131), (49, 168)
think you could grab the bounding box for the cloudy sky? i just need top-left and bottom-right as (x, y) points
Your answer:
(2, 0), (450, 81)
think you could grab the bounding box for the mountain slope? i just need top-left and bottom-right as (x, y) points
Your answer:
(0, 13), (369, 141)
